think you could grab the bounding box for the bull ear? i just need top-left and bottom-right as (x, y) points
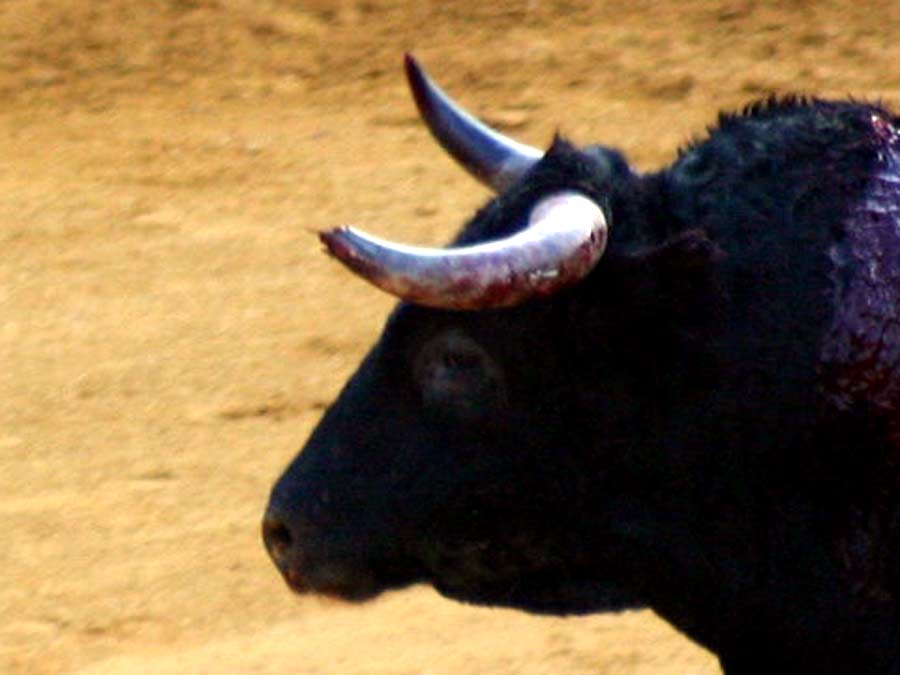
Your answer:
(621, 229), (725, 319)
(592, 229), (726, 386)
(577, 228), (725, 369)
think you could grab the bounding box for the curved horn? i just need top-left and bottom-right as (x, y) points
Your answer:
(320, 191), (608, 310)
(405, 53), (543, 192)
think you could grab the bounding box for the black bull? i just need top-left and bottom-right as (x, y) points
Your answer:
(262, 57), (900, 674)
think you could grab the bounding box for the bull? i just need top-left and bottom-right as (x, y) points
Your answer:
(262, 55), (900, 673)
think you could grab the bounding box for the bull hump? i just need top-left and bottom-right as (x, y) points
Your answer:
(821, 114), (900, 423)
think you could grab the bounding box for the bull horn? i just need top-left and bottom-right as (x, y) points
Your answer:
(320, 191), (608, 310)
(405, 53), (543, 192)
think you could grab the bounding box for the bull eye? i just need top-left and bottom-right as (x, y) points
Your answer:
(414, 330), (505, 423)
(441, 350), (480, 370)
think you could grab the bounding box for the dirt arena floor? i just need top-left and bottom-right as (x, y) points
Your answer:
(4, 1), (900, 673)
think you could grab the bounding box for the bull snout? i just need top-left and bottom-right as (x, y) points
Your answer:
(261, 504), (311, 593)
(261, 512), (292, 572)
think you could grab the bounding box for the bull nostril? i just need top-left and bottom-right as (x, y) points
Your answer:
(262, 516), (293, 570)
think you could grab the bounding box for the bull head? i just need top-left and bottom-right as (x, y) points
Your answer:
(263, 55), (649, 612)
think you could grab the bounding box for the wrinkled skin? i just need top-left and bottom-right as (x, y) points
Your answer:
(265, 101), (900, 673)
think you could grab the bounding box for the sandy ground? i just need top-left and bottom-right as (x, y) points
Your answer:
(4, 1), (900, 673)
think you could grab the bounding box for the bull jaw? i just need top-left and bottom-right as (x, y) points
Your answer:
(417, 542), (645, 616)
(432, 572), (643, 617)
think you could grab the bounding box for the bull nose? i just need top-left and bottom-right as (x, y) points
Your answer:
(262, 512), (294, 573)
(262, 509), (314, 594)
